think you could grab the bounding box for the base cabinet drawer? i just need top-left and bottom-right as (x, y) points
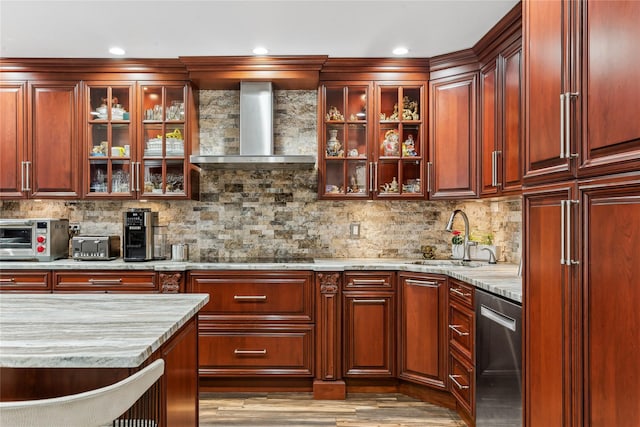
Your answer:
(53, 271), (158, 293)
(0, 271), (51, 292)
(189, 271), (314, 322)
(448, 300), (474, 360)
(199, 325), (314, 377)
(449, 349), (474, 417)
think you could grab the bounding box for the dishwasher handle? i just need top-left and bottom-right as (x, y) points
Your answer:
(480, 304), (517, 331)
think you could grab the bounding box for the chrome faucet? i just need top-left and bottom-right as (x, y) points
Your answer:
(445, 209), (476, 262)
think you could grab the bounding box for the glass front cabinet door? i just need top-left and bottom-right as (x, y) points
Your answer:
(319, 83), (372, 198)
(318, 81), (425, 199)
(140, 84), (188, 197)
(85, 83), (135, 197)
(375, 84), (425, 199)
(85, 82), (190, 198)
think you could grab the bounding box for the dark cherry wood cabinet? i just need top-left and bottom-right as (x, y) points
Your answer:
(523, 182), (576, 427)
(523, 0), (572, 184)
(524, 174), (640, 427)
(479, 41), (523, 197)
(579, 174), (640, 427)
(29, 81), (82, 198)
(0, 270), (51, 293)
(188, 271), (315, 379)
(447, 279), (475, 424)
(577, 1), (640, 178)
(428, 72), (478, 199)
(398, 273), (448, 390)
(1, 80), (81, 199)
(53, 271), (158, 293)
(0, 82), (26, 198)
(317, 59), (429, 200)
(524, 0), (640, 184)
(342, 272), (395, 378)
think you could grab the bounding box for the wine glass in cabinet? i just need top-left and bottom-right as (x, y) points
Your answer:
(140, 84), (187, 197)
(85, 83), (134, 197)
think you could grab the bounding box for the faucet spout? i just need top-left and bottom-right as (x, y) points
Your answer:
(445, 209), (474, 262)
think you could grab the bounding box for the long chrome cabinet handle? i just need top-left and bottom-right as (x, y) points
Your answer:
(560, 93), (565, 159)
(449, 374), (469, 390)
(353, 299), (386, 304)
(560, 200), (566, 265)
(566, 92), (579, 159)
(427, 162), (433, 193)
(448, 324), (469, 336)
(24, 161), (31, 191)
(20, 161), (26, 191)
(494, 151), (502, 187)
(136, 162), (141, 192)
(369, 162), (374, 193)
(350, 279), (387, 286)
(566, 199), (580, 265)
(233, 295), (267, 301)
(450, 287), (471, 297)
(374, 162), (378, 193)
(130, 162), (136, 192)
(406, 279), (438, 287)
(491, 151), (497, 187)
(88, 278), (123, 285)
(234, 349), (267, 355)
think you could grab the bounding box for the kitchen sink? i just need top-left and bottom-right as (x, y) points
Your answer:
(409, 259), (484, 267)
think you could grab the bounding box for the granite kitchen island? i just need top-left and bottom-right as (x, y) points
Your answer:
(0, 293), (209, 426)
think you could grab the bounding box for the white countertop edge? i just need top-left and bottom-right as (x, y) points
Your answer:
(0, 293), (209, 369)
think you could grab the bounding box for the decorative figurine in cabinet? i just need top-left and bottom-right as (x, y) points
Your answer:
(318, 80), (426, 200)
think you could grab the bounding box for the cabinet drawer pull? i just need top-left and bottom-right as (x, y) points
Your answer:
(234, 349), (267, 356)
(233, 295), (267, 301)
(353, 299), (386, 304)
(406, 279), (438, 287)
(450, 287), (471, 297)
(0, 278), (16, 283)
(448, 324), (469, 336)
(88, 278), (123, 285)
(350, 279), (387, 286)
(449, 374), (470, 390)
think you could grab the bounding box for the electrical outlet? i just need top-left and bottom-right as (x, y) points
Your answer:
(349, 222), (360, 238)
(69, 224), (80, 234)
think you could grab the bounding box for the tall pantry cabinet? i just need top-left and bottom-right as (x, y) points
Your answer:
(523, 1), (640, 426)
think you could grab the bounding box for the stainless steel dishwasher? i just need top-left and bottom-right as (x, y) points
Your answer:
(475, 289), (522, 426)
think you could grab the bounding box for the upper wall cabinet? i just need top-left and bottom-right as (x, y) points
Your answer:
(0, 59), (198, 200)
(428, 71), (478, 200)
(524, 0), (640, 185)
(317, 59), (429, 200)
(478, 34), (523, 196)
(0, 80), (81, 199)
(83, 81), (195, 199)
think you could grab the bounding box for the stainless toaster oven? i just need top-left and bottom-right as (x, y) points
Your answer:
(0, 219), (70, 261)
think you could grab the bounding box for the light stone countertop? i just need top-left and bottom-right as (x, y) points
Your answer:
(0, 293), (209, 369)
(1, 258), (522, 303)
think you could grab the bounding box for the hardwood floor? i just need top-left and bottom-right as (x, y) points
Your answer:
(199, 392), (465, 426)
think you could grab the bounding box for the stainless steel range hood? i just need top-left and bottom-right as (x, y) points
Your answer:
(190, 82), (316, 169)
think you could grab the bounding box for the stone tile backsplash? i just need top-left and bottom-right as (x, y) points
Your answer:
(0, 89), (522, 263)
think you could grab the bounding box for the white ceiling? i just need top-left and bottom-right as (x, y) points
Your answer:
(0, 0), (519, 59)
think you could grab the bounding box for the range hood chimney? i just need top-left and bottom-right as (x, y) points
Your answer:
(190, 81), (316, 169)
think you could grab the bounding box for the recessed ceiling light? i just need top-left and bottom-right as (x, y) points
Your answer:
(392, 46), (409, 55)
(109, 47), (126, 56)
(252, 47), (269, 55)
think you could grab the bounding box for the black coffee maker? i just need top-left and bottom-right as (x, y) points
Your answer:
(123, 208), (158, 261)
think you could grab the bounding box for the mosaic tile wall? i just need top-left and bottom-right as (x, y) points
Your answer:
(0, 90), (522, 263)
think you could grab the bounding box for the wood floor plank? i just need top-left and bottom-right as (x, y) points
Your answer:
(199, 392), (465, 427)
